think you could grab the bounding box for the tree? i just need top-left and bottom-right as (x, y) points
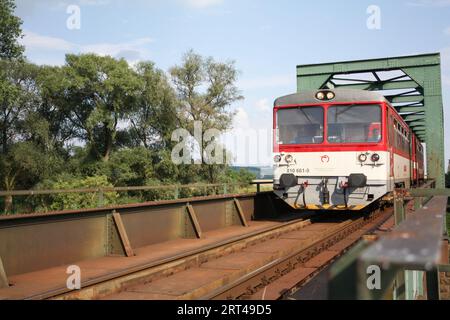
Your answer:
(129, 62), (177, 149)
(169, 50), (242, 182)
(36, 65), (78, 154)
(0, 0), (24, 60)
(46, 54), (142, 162)
(0, 59), (41, 156)
(45, 175), (118, 211)
(0, 60), (66, 211)
(108, 147), (154, 186)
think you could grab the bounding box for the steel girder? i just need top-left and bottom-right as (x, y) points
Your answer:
(296, 53), (445, 187)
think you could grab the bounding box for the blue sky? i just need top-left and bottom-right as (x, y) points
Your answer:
(14, 0), (450, 167)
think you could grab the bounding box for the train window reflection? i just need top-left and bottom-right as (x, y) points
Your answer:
(327, 105), (381, 143)
(277, 107), (324, 144)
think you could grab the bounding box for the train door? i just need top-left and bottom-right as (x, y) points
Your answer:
(386, 112), (395, 191)
(410, 131), (415, 186)
(388, 113), (395, 182)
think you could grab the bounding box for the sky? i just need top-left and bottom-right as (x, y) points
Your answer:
(13, 0), (450, 167)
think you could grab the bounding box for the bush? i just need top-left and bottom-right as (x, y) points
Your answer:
(45, 175), (118, 211)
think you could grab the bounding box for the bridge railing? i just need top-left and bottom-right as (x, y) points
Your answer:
(329, 183), (450, 300)
(0, 179), (274, 215)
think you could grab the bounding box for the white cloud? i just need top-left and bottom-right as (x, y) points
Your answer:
(182, 0), (224, 8)
(81, 37), (153, 57)
(255, 98), (271, 112)
(407, 0), (450, 6)
(21, 31), (74, 51)
(225, 107), (273, 166)
(20, 30), (153, 64)
(233, 107), (250, 129)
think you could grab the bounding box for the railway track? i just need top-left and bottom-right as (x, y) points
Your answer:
(0, 191), (397, 300)
(54, 207), (393, 300)
(208, 208), (394, 300)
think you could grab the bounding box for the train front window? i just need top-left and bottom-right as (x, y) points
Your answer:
(327, 105), (382, 143)
(277, 107), (324, 145)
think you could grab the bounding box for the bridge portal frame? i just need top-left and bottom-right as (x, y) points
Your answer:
(296, 53), (445, 187)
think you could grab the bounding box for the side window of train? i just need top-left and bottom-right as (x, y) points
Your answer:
(394, 119), (400, 150)
(389, 115), (394, 144)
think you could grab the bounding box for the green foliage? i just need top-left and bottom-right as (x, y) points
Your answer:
(108, 147), (154, 186)
(446, 172), (450, 188)
(130, 62), (177, 149)
(222, 168), (257, 184)
(44, 54), (142, 161)
(169, 50), (243, 182)
(0, 50), (249, 214)
(0, 0), (24, 59)
(45, 175), (118, 211)
(0, 141), (63, 189)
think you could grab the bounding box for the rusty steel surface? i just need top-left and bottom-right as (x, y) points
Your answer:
(72, 209), (392, 300)
(0, 215), (312, 300)
(201, 209), (393, 300)
(0, 193), (273, 278)
(0, 192), (259, 221)
(0, 189), (396, 301)
(97, 219), (345, 300)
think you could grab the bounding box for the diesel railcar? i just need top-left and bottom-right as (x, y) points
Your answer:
(273, 89), (424, 210)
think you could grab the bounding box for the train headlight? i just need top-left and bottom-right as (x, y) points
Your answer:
(316, 92), (325, 100)
(371, 153), (380, 162)
(274, 155), (282, 163)
(358, 154), (367, 162)
(285, 155), (294, 163)
(326, 92), (335, 100)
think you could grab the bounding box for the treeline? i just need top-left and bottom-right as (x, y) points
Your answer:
(0, 0), (254, 213)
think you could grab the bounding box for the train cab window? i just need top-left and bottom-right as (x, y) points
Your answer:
(327, 105), (382, 143)
(276, 107), (324, 144)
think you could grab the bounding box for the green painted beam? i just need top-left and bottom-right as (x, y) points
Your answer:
(415, 132), (426, 136)
(408, 120), (426, 127)
(297, 53), (440, 76)
(395, 106), (426, 113)
(388, 95), (424, 104)
(410, 126), (427, 131)
(333, 80), (418, 91)
(408, 189), (450, 197)
(404, 114), (425, 122)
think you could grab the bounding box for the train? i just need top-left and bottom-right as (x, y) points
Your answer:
(272, 89), (424, 210)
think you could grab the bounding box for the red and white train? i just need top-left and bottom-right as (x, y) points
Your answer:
(273, 89), (424, 210)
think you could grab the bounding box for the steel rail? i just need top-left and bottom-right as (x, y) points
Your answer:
(201, 208), (393, 300)
(47, 216), (314, 300)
